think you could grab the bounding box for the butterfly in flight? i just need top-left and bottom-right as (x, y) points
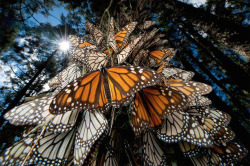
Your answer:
(49, 65), (161, 115)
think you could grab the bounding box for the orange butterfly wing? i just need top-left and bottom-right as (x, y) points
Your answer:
(131, 92), (151, 135)
(168, 79), (212, 101)
(49, 71), (108, 114)
(131, 86), (188, 135)
(115, 22), (137, 50)
(107, 66), (161, 108)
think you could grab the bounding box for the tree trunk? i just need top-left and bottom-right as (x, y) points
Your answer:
(0, 50), (57, 127)
(177, 23), (250, 92)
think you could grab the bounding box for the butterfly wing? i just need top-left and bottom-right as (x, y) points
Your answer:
(131, 92), (152, 135)
(143, 20), (156, 30)
(117, 35), (142, 64)
(48, 64), (82, 94)
(49, 71), (109, 114)
(188, 96), (212, 108)
(87, 52), (108, 71)
(156, 111), (190, 143)
(189, 150), (220, 166)
(213, 142), (248, 163)
(178, 141), (201, 158)
(115, 22), (138, 50)
(143, 130), (166, 166)
(162, 68), (194, 81)
(0, 133), (36, 165)
(30, 129), (75, 165)
(182, 118), (212, 147)
(214, 126), (235, 144)
(46, 109), (80, 133)
(108, 17), (117, 53)
(74, 110), (108, 165)
(106, 66), (161, 108)
(149, 49), (172, 66)
(68, 35), (85, 48)
(168, 79), (212, 101)
(99, 146), (118, 166)
(85, 22), (104, 45)
(4, 96), (54, 126)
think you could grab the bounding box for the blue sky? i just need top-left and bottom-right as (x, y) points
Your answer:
(30, 4), (69, 26)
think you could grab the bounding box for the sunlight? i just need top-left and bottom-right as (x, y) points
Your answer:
(58, 40), (70, 52)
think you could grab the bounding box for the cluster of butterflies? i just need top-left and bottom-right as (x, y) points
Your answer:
(1, 19), (247, 165)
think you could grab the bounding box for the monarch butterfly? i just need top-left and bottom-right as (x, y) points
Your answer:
(0, 133), (36, 165)
(142, 20), (156, 30)
(156, 52), (176, 73)
(99, 146), (118, 166)
(131, 86), (188, 135)
(4, 96), (54, 126)
(187, 108), (231, 127)
(85, 22), (104, 45)
(74, 110), (108, 165)
(117, 35), (142, 64)
(149, 48), (176, 67)
(189, 149), (221, 166)
(144, 37), (161, 49)
(167, 79), (212, 101)
(186, 108), (227, 136)
(178, 141), (202, 158)
(86, 52), (108, 71)
(49, 65), (161, 114)
(213, 126), (235, 144)
(115, 22), (138, 50)
(161, 68), (194, 81)
(69, 35), (96, 49)
(4, 96), (80, 133)
(48, 64), (82, 94)
(69, 42), (97, 68)
(131, 28), (160, 59)
(212, 141), (248, 163)
(4, 109), (107, 165)
(133, 49), (149, 66)
(188, 96), (212, 108)
(143, 130), (167, 166)
(108, 17), (117, 53)
(156, 111), (190, 143)
(184, 118), (213, 147)
(31, 129), (75, 165)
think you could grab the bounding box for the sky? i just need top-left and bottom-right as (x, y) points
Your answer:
(30, 4), (69, 26)
(181, 0), (207, 7)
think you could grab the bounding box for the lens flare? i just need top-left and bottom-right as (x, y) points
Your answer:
(59, 40), (70, 52)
